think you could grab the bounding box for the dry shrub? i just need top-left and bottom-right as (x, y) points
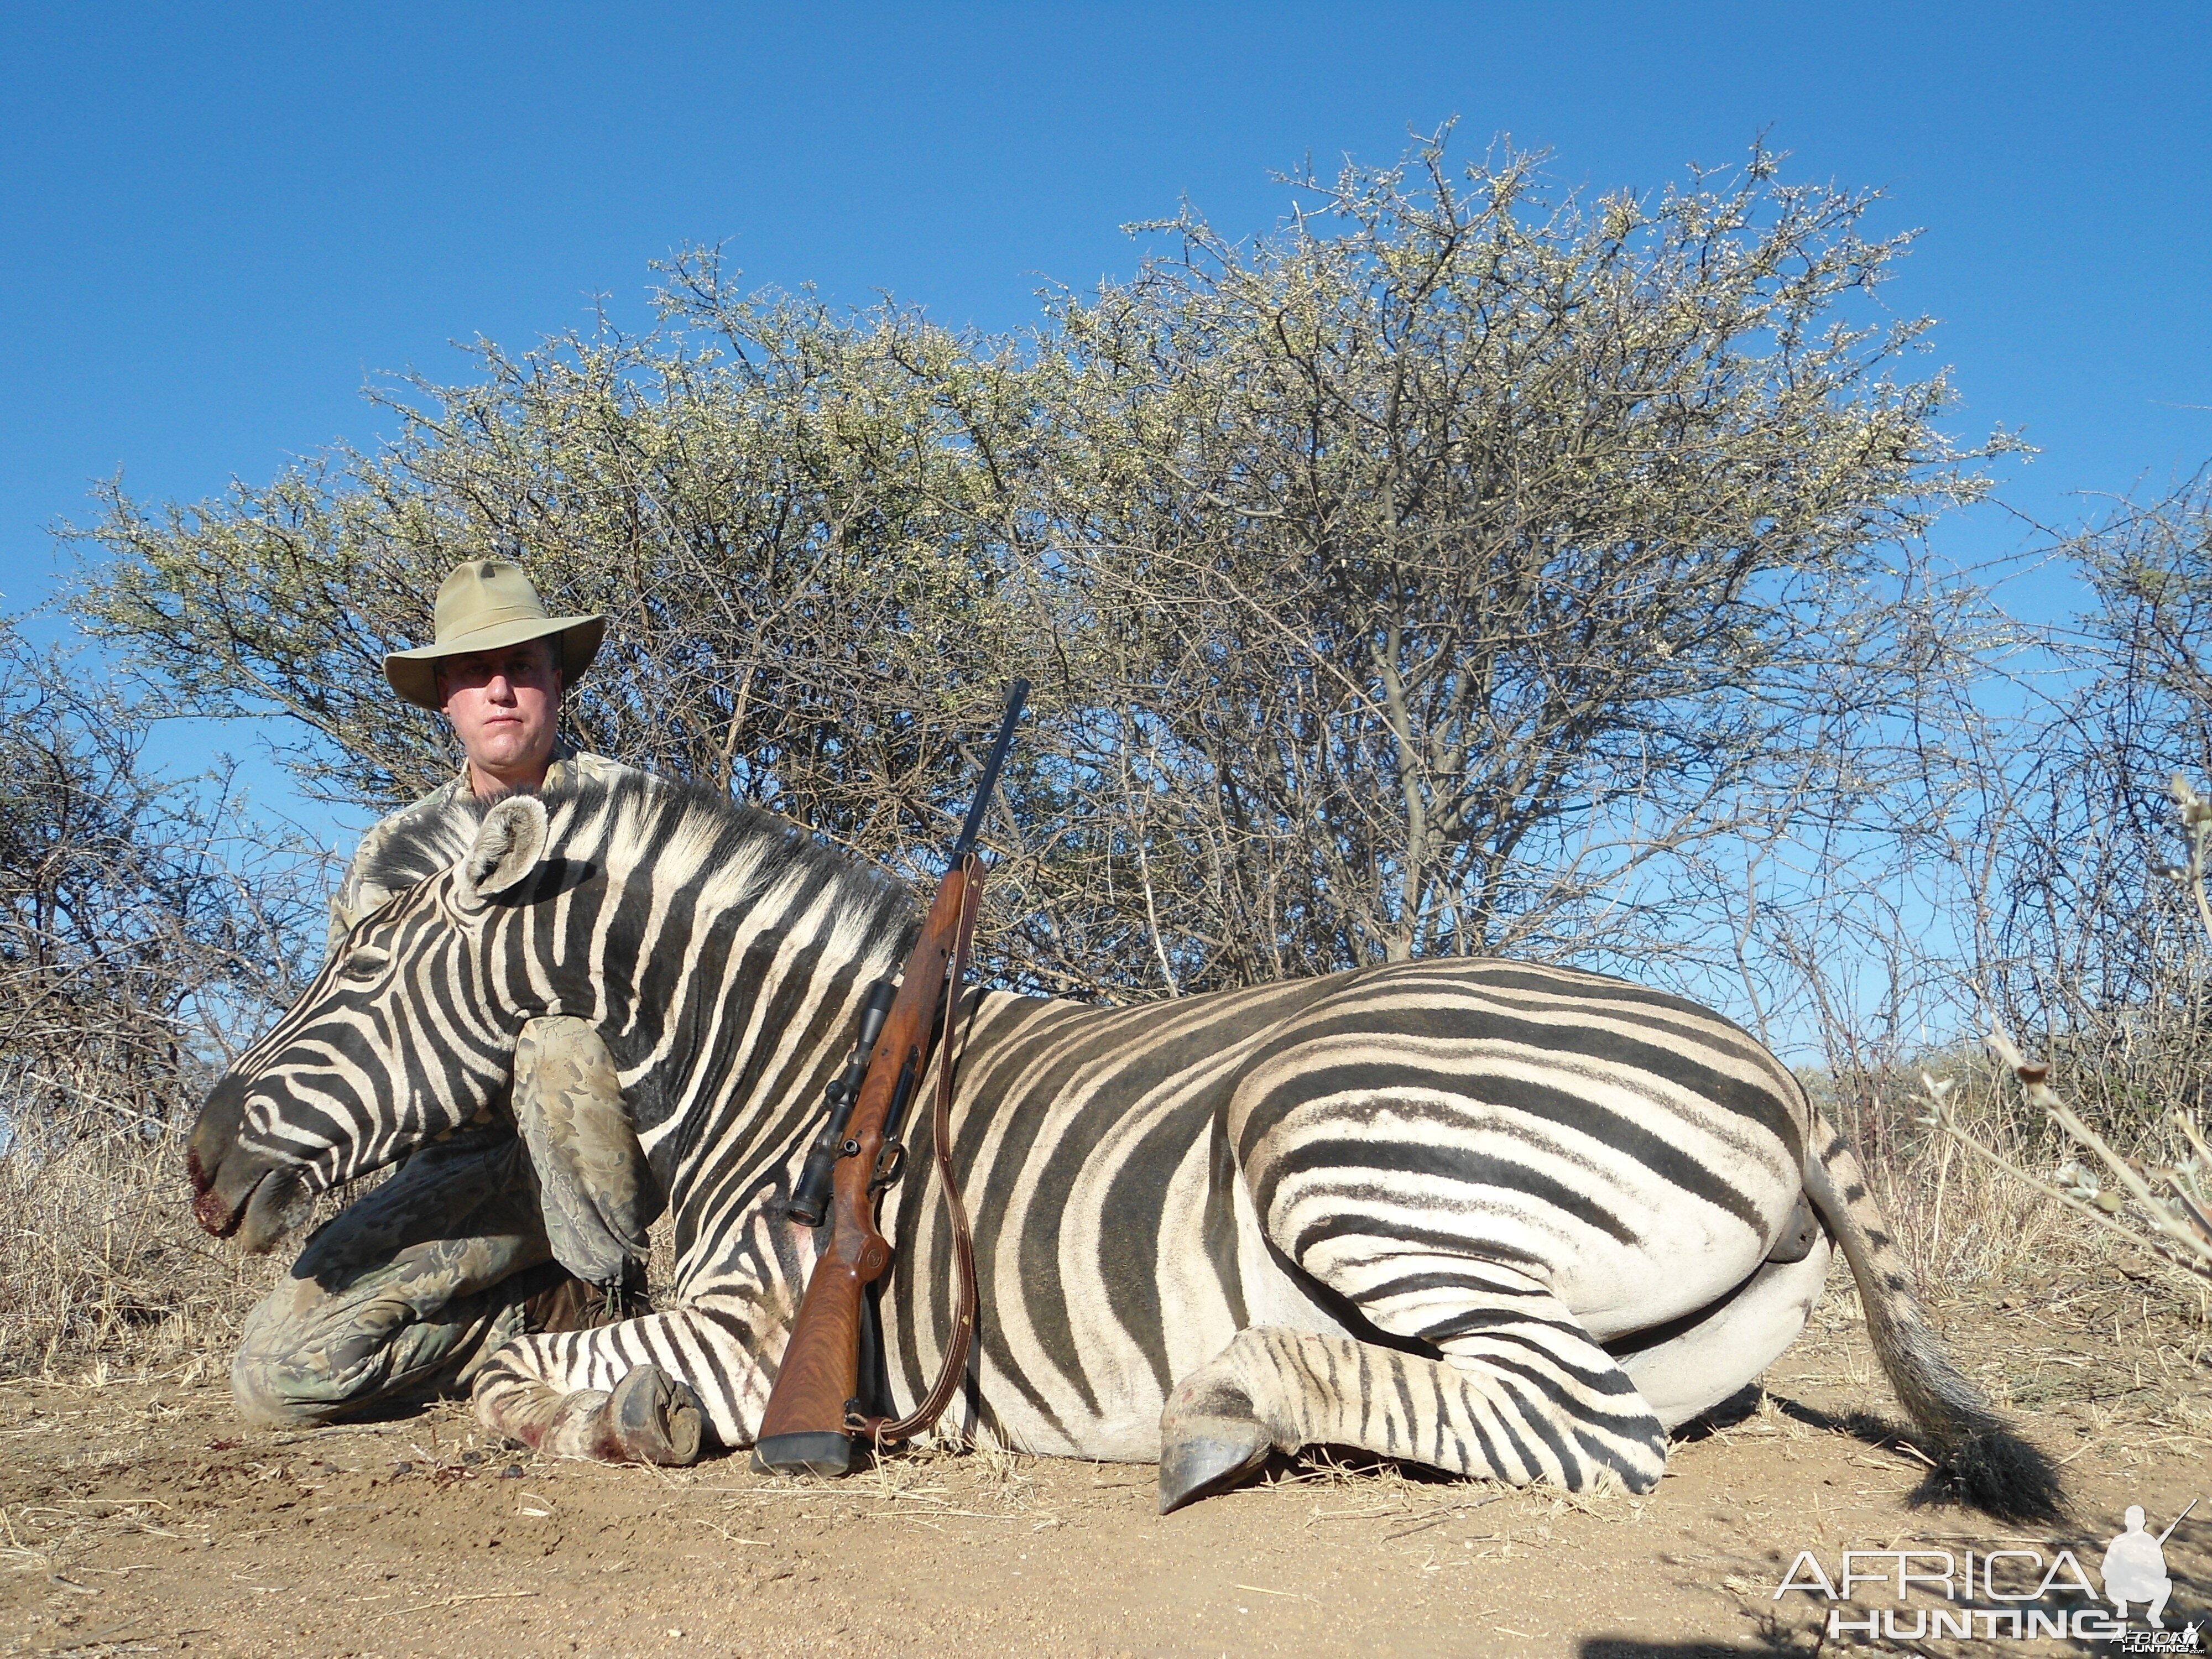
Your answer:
(0, 618), (328, 1382)
(1809, 1060), (2091, 1292)
(1901, 778), (2212, 1303)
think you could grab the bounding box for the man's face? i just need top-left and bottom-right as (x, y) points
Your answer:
(437, 640), (562, 783)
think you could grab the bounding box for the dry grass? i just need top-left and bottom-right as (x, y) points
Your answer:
(0, 1110), (347, 1384)
(1861, 1071), (2100, 1289)
(1809, 1054), (2194, 1296)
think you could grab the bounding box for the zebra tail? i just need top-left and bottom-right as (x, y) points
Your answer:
(1801, 1108), (2065, 1523)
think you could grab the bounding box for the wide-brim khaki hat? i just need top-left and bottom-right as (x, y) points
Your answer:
(384, 559), (606, 711)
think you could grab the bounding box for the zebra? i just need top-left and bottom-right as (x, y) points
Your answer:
(187, 773), (2061, 1520)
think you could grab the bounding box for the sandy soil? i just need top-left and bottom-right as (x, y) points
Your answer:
(4, 1262), (2208, 1659)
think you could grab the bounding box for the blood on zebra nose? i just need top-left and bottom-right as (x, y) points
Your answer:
(186, 1073), (249, 1229)
(185, 1073), (312, 1251)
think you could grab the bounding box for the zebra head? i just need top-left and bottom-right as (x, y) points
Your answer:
(188, 795), (552, 1253)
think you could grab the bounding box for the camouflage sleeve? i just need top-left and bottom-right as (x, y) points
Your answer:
(513, 1016), (663, 1286)
(556, 749), (644, 790)
(324, 836), (379, 956)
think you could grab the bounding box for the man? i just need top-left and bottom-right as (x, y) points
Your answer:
(232, 560), (658, 1426)
(325, 558), (629, 946)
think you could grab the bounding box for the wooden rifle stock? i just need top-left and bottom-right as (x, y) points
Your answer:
(752, 681), (1024, 1477)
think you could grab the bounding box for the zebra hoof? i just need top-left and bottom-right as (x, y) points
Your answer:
(1158, 1422), (1272, 1514)
(1159, 1363), (1275, 1513)
(610, 1364), (707, 1465)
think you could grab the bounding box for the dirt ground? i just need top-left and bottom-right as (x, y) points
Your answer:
(4, 1260), (2208, 1659)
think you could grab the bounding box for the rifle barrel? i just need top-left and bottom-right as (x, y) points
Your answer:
(952, 680), (1029, 861)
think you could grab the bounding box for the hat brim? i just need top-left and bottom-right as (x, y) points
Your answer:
(383, 614), (606, 711)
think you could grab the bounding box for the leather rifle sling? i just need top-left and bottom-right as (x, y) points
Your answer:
(857, 854), (983, 1446)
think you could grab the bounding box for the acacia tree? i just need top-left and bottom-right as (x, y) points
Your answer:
(1020, 134), (2011, 995)
(71, 135), (2008, 1018)
(74, 272), (1040, 851)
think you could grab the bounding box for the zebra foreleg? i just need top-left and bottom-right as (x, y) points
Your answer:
(470, 1307), (755, 1465)
(1157, 1295), (1670, 1514)
(473, 1354), (706, 1464)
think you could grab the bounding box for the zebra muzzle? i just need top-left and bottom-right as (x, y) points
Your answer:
(187, 1072), (317, 1252)
(187, 1146), (312, 1254)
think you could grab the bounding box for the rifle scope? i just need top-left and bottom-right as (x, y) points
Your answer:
(786, 978), (899, 1227)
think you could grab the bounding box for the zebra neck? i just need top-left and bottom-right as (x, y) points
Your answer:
(605, 937), (913, 1258)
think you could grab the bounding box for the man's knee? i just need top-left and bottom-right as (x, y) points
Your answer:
(231, 1339), (359, 1426)
(230, 1276), (400, 1424)
(231, 1270), (539, 1425)
(228, 1169), (556, 1425)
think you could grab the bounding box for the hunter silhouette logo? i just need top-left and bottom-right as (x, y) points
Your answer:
(2103, 1502), (2189, 1629)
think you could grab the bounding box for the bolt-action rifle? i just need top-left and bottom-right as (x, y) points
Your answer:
(752, 680), (1027, 1477)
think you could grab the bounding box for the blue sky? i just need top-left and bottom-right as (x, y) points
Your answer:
(4, 2), (2209, 838)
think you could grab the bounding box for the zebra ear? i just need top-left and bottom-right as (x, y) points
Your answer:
(458, 795), (549, 906)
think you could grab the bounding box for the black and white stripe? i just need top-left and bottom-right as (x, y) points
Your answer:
(200, 774), (2060, 1517)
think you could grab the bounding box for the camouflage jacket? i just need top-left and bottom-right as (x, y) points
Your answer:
(325, 743), (638, 953)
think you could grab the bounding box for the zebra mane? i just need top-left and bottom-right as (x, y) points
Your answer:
(362, 771), (918, 951)
(358, 794), (487, 892)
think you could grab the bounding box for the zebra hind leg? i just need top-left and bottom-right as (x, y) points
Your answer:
(1154, 1343), (1277, 1510)
(1609, 1239), (1834, 1431)
(1157, 1290), (1669, 1514)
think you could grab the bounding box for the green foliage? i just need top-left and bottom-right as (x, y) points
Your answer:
(75, 276), (1031, 831)
(1032, 135), (2007, 985)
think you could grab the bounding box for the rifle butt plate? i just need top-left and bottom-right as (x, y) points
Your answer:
(751, 1431), (860, 1478)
